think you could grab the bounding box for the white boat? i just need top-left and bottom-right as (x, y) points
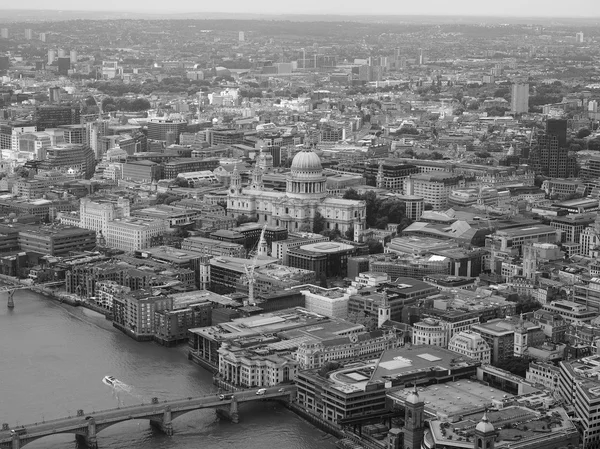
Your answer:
(102, 375), (117, 387)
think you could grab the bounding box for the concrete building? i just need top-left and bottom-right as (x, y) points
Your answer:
(471, 317), (545, 365)
(18, 224), (96, 256)
(298, 286), (350, 318)
(526, 361), (560, 392)
(559, 355), (600, 448)
(147, 117), (187, 144)
(404, 172), (473, 211)
(510, 83), (529, 114)
(105, 218), (167, 252)
(122, 161), (162, 182)
(448, 330), (491, 364)
(37, 143), (95, 179)
(77, 197), (131, 236)
(297, 346), (481, 424)
(287, 241), (362, 278)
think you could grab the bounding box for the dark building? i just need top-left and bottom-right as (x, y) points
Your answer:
(147, 118), (188, 144)
(231, 223), (288, 251)
(287, 241), (360, 278)
(162, 157), (220, 179)
(529, 120), (576, 178)
(57, 57), (70, 76)
(546, 119), (568, 147)
(35, 105), (80, 130)
(37, 143), (96, 179)
(347, 256), (370, 279)
(0, 56), (8, 76)
(208, 128), (245, 146)
(18, 225), (96, 256)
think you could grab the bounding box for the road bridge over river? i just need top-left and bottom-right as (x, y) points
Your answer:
(0, 387), (294, 449)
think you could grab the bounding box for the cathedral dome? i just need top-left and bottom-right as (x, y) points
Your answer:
(475, 411), (495, 434)
(291, 149), (323, 172)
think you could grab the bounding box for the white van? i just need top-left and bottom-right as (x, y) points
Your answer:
(256, 388), (267, 395)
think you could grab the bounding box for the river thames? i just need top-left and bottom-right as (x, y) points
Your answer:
(0, 290), (336, 449)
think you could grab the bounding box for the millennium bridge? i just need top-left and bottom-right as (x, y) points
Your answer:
(0, 387), (294, 449)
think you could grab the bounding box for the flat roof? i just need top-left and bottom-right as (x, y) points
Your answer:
(389, 380), (514, 417)
(300, 241), (355, 253)
(496, 225), (557, 237)
(371, 346), (479, 383)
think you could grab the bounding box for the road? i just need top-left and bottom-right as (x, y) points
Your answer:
(0, 387), (293, 444)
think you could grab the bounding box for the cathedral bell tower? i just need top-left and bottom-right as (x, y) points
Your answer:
(473, 410), (495, 449)
(404, 385), (425, 449)
(229, 165), (243, 195)
(250, 164), (264, 191)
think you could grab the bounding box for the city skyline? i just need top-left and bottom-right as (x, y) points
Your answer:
(2, 0), (600, 17)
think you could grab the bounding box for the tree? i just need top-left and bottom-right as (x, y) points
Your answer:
(318, 361), (341, 378)
(313, 211), (326, 234)
(475, 151), (491, 158)
(366, 238), (384, 254)
(343, 188), (362, 201)
(171, 177), (189, 188)
(577, 128), (591, 139)
(345, 226), (354, 240)
(495, 356), (531, 378)
(589, 138), (600, 152)
(299, 222), (312, 232)
(321, 228), (341, 240)
(235, 214), (258, 226)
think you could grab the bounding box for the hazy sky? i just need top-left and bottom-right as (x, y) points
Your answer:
(3, 0), (600, 16)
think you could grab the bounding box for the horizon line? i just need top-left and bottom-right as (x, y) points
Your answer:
(0, 8), (600, 19)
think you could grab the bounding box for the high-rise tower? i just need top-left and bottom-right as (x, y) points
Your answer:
(511, 83), (529, 114)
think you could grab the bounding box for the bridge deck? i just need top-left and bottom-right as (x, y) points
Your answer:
(0, 387), (292, 444)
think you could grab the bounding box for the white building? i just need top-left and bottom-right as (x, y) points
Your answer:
(300, 286), (350, 318)
(78, 197), (130, 236)
(511, 83), (529, 114)
(448, 330), (491, 364)
(526, 361), (560, 392)
(351, 272), (390, 289)
(177, 170), (219, 186)
(404, 172), (471, 211)
(218, 343), (298, 388)
(105, 218), (167, 252)
(296, 329), (400, 370)
(95, 280), (130, 310)
(412, 318), (448, 346)
(228, 149), (366, 236)
(412, 316), (480, 347)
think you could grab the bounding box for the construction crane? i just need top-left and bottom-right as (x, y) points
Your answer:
(243, 224), (268, 306)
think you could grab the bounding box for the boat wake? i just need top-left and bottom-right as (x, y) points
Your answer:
(102, 375), (145, 405)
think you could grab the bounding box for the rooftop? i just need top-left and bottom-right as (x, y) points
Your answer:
(389, 380), (514, 417)
(299, 241), (356, 253)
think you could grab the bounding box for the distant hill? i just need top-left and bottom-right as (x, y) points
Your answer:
(0, 9), (599, 25)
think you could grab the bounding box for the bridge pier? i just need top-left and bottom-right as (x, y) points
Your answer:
(7, 290), (14, 309)
(216, 396), (239, 423)
(11, 434), (19, 449)
(75, 418), (98, 449)
(150, 406), (173, 436)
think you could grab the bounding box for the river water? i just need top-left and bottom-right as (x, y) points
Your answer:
(0, 290), (336, 449)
